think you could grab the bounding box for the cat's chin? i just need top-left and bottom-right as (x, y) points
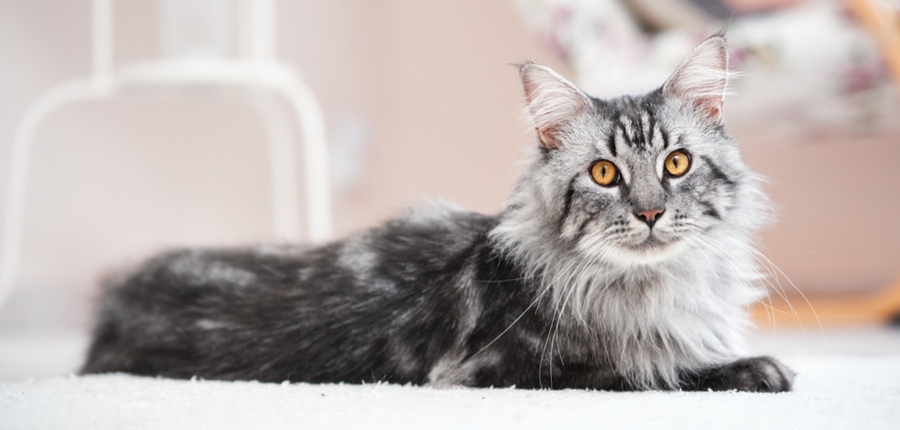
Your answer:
(631, 236), (667, 252)
(608, 236), (689, 267)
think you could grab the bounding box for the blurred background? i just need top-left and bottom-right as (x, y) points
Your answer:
(1, 0), (898, 381)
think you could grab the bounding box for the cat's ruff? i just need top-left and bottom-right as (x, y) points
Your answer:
(81, 36), (793, 392)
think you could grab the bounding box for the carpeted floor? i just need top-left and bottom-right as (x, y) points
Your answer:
(1, 328), (899, 429)
(1, 356), (898, 429)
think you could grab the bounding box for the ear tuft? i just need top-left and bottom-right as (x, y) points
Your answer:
(520, 63), (591, 149)
(663, 36), (732, 125)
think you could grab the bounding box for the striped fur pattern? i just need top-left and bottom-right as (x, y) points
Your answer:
(82, 36), (793, 392)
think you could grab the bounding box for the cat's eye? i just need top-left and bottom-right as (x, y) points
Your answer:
(590, 160), (619, 186)
(664, 150), (691, 177)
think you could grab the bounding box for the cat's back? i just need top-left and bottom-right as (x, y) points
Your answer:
(361, 201), (498, 267)
(104, 201), (495, 298)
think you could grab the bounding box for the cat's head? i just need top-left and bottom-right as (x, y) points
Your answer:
(498, 36), (768, 268)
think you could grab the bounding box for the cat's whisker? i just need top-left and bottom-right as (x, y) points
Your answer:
(551, 275), (579, 367)
(552, 253), (598, 345)
(755, 301), (796, 317)
(541, 242), (616, 386)
(692, 235), (781, 340)
(539, 253), (587, 387)
(475, 274), (542, 284)
(751, 250), (824, 341)
(700, 238), (777, 337)
(470, 270), (559, 362)
(698, 236), (812, 343)
(739, 249), (806, 335)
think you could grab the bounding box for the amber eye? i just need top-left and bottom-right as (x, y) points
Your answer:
(664, 150), (691, 177)
(590, 160), (619, 186)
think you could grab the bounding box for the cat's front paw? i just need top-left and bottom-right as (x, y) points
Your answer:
(687, 356), (795, 393)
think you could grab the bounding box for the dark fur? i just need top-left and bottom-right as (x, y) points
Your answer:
(83, 211), (616, 387)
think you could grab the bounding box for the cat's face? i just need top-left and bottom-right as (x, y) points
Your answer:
(519, 36), (749, 267)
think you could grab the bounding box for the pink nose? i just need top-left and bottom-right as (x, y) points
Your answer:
(635, 209), (664, 228)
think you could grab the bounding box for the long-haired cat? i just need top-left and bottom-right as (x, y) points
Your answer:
(82, 35), (794, 392)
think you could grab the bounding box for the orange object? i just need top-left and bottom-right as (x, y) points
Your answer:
(844, 0), (900, 89)
(752, 276), (900, 327)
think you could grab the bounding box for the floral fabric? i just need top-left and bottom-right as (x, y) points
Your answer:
(515, 0), (899, 137)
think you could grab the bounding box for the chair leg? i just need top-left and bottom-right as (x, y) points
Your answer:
(0, 79), (108, 308)
(250, 96), (302, 242)
(274, 75), (333, 244)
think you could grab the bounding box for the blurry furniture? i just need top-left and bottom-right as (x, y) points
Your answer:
(845, 0), (900, 88)
(520, 0), (899, 135)
(0, 0), (332, 306)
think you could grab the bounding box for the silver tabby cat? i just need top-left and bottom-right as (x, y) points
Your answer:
(83, 35), (794, 392)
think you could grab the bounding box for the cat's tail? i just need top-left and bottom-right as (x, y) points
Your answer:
(80, 271), (134, 375)
(80, 308), (124, 375)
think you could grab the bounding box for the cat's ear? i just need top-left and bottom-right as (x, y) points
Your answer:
(520, 62), (592, 150)
(663, 36), (730, 125)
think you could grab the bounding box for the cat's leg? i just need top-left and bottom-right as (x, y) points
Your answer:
(681, 356), (795, 392)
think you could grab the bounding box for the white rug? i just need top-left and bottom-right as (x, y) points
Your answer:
(2, 355), (898, 429)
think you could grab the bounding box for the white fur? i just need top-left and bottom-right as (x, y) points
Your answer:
(520, 63), (592, 147)
(663, 36), (740, 123)
(169, 252), (257, 287)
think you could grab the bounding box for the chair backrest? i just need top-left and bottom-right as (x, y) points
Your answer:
(91, 0), (277, 83)
(161, 0), (232, 60)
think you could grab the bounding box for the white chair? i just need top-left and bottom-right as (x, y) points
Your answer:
(0, 0), (332, 306)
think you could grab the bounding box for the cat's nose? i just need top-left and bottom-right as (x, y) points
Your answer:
(635, 209), (664, 228)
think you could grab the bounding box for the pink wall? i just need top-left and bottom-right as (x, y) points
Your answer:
(740, 130), (900, 293)
(0, 0), (560, 310)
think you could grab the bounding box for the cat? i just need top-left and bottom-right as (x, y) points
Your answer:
(81, 35), (794, 392)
